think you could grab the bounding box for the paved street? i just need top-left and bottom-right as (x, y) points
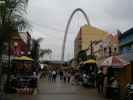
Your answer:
(6, 78), (107, 100)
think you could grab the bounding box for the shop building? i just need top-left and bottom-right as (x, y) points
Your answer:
(119, 28), (133, 54)
(74, 25), (108, 65)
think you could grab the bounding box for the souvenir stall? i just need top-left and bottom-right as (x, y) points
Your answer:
(100, 56), (129, 98)
(5, 56), (37, 95)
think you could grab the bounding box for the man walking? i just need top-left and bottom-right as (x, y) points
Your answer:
(48, 70), (52, 81)
(59, 70), (63, 80)
(96, 71), (104, 93)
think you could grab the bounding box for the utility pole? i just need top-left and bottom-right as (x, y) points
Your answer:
(90, 40), (93, 56)
(90, 40), (94, 57)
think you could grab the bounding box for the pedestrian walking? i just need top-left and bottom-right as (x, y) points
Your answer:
(67, 72), (71, 83)
(59, 70), (64, 80)
(52, 70), (57, 82)
(74, 72), (80, 85)
(40, 68), (46, 79)
(70, 73), (75, 85)
(48, 70), (52, 81)
(63, 71), (66, 83)
(96, 71), (104, 94)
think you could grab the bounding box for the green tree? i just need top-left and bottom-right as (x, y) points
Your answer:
(0, 0), (29, 54)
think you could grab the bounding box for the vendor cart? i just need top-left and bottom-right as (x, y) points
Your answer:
(5, 56), (38, 95)
(79, 59), (98, 87)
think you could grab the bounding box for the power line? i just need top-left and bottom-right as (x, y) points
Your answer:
(29, 20), (66, 33)
(32, 26), (64, 40)
(29, 17), (86, 34)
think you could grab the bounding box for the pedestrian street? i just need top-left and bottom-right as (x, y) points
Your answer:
(6, 78), (107, 100)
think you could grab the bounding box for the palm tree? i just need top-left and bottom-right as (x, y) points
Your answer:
(0, 0), (29, 54)
(31, 38), (43, 62)
(0, 0), (29, 92)
(39, 49), (52, 60)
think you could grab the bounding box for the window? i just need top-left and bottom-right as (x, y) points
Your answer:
(114, 47), (117, 53)
(109, 47), (112, 56)
(104, 48), (107, 52)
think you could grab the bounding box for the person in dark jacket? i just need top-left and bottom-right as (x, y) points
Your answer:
(96, 71), (104, 93)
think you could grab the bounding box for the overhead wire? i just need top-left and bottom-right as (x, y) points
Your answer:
(30, 19), (75, 33)
(29, 19), (76, 40)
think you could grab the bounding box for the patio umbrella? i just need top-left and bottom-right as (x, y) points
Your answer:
(101, 56), (129, 68)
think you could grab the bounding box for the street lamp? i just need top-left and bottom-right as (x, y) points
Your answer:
(21, 51), (24, 55)
(27, 51), (31, 56)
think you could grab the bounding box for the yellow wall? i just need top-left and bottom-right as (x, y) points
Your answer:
(81, 25), (108, 50)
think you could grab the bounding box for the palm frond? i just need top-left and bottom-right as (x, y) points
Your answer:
(0, 0), (29, 55)
(39, 49), (52, 58)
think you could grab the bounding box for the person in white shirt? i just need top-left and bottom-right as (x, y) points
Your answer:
(52, 70), (57, 82)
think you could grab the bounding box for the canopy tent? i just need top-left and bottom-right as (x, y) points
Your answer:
(83, 59), (96, 64)
(100, 56), (129, 75)
(14, 56), (33, 61)
(101, 56), (129, 68)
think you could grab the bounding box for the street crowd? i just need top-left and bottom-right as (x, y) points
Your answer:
(40, 68), (122, 100)
(40, 69), (81, 85)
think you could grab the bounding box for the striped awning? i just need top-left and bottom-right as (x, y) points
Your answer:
(101, 56), (129, 68)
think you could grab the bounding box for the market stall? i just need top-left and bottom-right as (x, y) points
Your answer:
(100, 56), (129, 98)
(79, 59), (97, 87)
(5, 56), (37, 95)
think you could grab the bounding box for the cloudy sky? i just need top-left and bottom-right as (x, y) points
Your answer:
(27, 0), (133, 61)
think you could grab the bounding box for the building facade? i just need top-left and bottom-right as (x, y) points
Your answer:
(10, 32), (32, 56)
(74, 25), (108, 64)
(119, 28), (133, 54)
(92, 34), (119, 66)
(0, 32), (32, 92)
